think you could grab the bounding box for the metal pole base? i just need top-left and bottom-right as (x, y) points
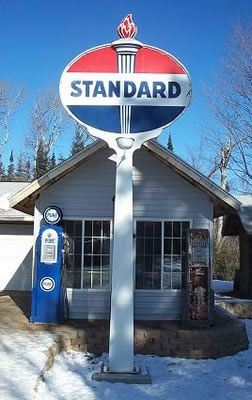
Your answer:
(92, 364), (151, 384)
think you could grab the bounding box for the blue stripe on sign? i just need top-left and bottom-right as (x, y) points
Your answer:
(68, 105), (121, 133)
(68, 105), (185, 133)
(130, 106), (185, 133)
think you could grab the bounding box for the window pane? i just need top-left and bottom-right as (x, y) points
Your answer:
(74, 255), (81, 270)
(84, 255), (91, 267)
(92, 273), (101, 288)
(163, 256), (172, 272)
(102, 238), (110, 254)
(153, 272), (161, 289)
(144, 222), (153, 237)
(136, 222), (144, 236)
(75, 239), (82, 254)
(84, 238), (92, 254)
(173, 222), (181, 237)
(85, 221), (92, 236)
(144, 256), (152, 272)
(182, 222), (190, 237)
(154, 239), (161, 254)
(102, 272), (109, 288)
(103, 221), (110, 237)
(102, 256), (110, 272)
(144, 238), (153, 254)
(136, 238), (144, 254)
(143, 273), (153, 289)
(164, 222), (172, 237)
(173, 255), (181, 272)
(67, 271), (81, 288)
(164, 239), (171, 254)
(172, 273), (181, 289)
(136, 255), (144, 269)
(83, 271), (91, 288)
(93, 255), (100, 271)
(154, 222), (161, 238)
(93, 238), (101, 254)
(173, 239), (181, 254)
(93, 221), (101, 236)
(75, 221), (82, 237)
(163, 272), (171, 289)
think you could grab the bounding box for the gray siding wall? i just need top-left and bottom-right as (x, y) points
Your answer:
(37, 146), (213, 320)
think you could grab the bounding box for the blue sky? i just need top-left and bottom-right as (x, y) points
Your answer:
(1, 0), (251, 164)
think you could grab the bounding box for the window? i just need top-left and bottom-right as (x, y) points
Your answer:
(62, 220), (111, 289)
(136, 221), (190, 290)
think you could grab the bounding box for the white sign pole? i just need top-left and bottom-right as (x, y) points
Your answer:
(99, 132), (161, 374)
(109, 145), (134, 372)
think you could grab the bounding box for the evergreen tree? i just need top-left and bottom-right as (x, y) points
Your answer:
(0, 154), (5, 181)
(34, 141), (49, 179)
(70, 124), (85, 156)
(167, 133), (174, 152)
(6, 150), (15, 181)
(16, 152), (28, 181)
(49, 152), (57, 170)
(25, 159), (31, 181)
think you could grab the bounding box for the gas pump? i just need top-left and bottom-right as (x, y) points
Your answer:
(31, 206), (66, 324)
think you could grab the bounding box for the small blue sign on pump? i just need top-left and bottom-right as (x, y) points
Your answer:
(31, 224), (64, 324)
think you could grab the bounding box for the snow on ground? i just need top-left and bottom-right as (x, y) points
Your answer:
(37, 320), (252, 400)
(0, 330), (54, 400)
(212, 280), (234, 294)
(0, 317), (251, 400)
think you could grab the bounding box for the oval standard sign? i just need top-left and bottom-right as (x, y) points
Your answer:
(60, 15), (191, 136)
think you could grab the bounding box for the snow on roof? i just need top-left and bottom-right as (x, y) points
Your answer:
(0, 181), (33, 222)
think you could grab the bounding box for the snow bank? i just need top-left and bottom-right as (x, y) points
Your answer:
(212, 280), (233, 293)
(37, 320), (252, 400)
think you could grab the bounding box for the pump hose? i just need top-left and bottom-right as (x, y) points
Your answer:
(61, 262), (69, 320)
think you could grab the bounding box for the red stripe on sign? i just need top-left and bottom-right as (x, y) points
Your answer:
(67, 47), (117, 72)
(135, 47), (185, 74)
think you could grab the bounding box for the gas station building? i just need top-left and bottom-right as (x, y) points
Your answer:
(0, 139), (240, 321)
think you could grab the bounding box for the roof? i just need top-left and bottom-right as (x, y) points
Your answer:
(8, 140), (241, 217)
(0, 182), (33, 222)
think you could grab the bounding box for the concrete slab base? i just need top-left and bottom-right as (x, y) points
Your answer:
(92, 365), (151, 384)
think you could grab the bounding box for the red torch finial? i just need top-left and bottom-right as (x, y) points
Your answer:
(117, 14), (137, 39)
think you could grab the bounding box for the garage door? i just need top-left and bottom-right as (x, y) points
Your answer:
(0, 224), (33, 291)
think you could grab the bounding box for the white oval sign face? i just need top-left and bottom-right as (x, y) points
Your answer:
(59, 43), (191, 136)
(40, 277), (55, 292)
